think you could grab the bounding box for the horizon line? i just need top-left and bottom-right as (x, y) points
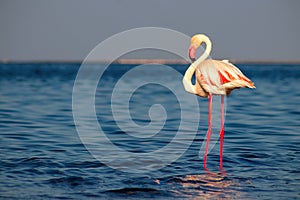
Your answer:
(1, 58), (300, 65)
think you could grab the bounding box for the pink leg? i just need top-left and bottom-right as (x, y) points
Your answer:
(204, 93), (212, 169)
(220, 95), (225, 169)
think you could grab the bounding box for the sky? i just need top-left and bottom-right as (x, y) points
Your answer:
(0, 0), (299, 61)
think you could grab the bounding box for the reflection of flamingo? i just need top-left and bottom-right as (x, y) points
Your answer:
(182, 34), (255, 169)
(155, 171), (238, 198)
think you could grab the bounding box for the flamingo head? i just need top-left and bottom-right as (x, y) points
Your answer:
(188, 34), (210, 62)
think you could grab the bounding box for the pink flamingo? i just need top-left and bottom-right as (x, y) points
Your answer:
(182, 34), (255, 169)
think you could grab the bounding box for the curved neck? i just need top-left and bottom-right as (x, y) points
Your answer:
(182, 35), (212, 94)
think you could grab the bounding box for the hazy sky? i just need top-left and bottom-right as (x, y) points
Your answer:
(0, 0), (299, 61)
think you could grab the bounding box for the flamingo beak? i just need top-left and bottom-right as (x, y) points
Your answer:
(188, 45), (196, 62)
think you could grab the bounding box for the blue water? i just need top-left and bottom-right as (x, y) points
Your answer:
(0, 63), (299, 199)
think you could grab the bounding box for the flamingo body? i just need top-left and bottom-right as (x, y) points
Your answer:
(195, 59), (255, 97)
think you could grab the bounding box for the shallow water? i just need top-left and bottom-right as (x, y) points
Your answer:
(0, 63), (299, 199)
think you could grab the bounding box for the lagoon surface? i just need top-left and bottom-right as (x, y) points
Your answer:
(0, 63), (299, 199)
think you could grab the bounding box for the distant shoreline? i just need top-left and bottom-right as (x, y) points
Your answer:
(1, 59), (300, 65)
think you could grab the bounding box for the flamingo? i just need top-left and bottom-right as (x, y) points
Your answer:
(182, 34), (255, 169)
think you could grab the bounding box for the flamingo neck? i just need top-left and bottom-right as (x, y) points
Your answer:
(182, 35), (212, 94)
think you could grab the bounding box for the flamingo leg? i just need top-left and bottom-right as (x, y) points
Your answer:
(220, 95), (225, 169)
(204, 93), (212, 169)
